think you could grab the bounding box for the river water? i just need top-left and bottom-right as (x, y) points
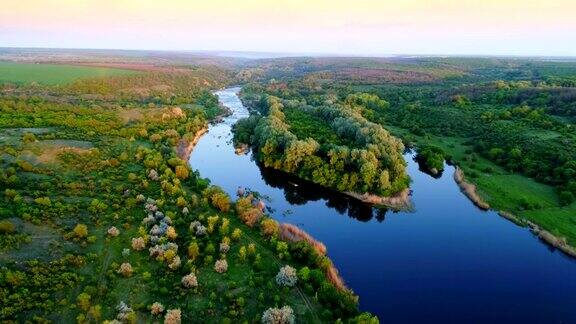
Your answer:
(189, 87), (576, 323)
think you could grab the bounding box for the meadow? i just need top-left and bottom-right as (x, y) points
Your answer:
(0, 61), (136, 85)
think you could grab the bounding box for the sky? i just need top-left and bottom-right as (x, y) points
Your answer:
(1, 0), (575, 56)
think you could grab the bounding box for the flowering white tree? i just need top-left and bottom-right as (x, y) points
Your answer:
(214, 259), (228, 273)
(131, 237), (146, 251)
(148, 169), (159, 181)
(181, 273), (198, 288)
(168, 255), (181, 270)
(275, 265), (297, 287)
(164, 308), (181, 324)
(107, 226), (120, 237)
(261, 306), (295, 324)
(117, 263), (133, 277)
(219, 242), (230, 253)
(150, 302), (164, 315)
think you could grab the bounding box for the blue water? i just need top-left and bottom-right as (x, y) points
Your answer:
(189, 87), (576, 323)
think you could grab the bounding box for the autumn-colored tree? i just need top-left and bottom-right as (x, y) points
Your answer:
(73, 224), (88, 239)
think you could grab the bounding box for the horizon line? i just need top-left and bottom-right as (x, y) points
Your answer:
(1, 45), (576, 60)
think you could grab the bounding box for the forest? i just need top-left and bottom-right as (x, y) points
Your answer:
(234, 56), (576, 248)
(0, 60), (375, 323)
(233, 90), (409, 197)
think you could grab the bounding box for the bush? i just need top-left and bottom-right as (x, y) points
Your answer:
(181, 273), (198, 288)
(107, 226), (120, 237)
(214, 259), (228, 273)
(117, 263), (133, 277)
(276, 265), (298, 287)
(261, 219), (279, 237)
(261, 306), (295, 324)
(0, 220), (15, 234)
(150, 302), (164, 315)
(164, 309), (181, 324)
(131, 237), (146, 251)
(73, 224), (88, 239)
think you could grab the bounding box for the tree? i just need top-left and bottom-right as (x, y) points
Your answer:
(164, 309), (181, 324)
(214, 259), (228, 273)
(261, 306), (295, 324)
(276, 265), (298, 287)
(77, 292), (91, 311)
(73, 224), (88, 239)
(187, 242), (200, 261)
(117, 263), (133, 277)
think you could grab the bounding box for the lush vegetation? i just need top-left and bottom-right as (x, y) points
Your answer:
(234, 90), (409, 196)
(0, 61), (136, 85)
(235, 56), (576, 248)
(0, 60), (373, 323)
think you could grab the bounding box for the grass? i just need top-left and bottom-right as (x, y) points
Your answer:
(0, 61), (136, 85)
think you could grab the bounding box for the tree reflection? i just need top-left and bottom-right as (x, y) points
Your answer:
(258, 163), (387, 222)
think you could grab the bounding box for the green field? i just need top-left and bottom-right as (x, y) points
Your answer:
(0, 61), (135, 85)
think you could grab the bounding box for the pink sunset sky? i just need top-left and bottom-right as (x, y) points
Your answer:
(1, 0), (575, 56)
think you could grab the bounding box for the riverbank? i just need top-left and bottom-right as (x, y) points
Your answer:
(187, 88), (356, 292)
(497, 211), (576, 258)
(345, 188), (412, 211)
(177, 127), (208, 161)
(453, 166), (490, 210)
(385, 125), (576, 258)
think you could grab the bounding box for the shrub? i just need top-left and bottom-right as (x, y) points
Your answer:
(34, 196), (52, 206)
(219, 242), (230, 253)
(187, 242), (200, 261)
(298, 267), (310, 282)
(131, 237), (146, 251)
(117, 263), (133, 277)
(22, 132), (36, 143)
(168, 255), (181, 270)
(276, 265), (298, 287)
(0, 220), (16, 234)
(107, 226), (120, 237)
(73, 224), (88, 239)
(261, 219), (279, 237)
(77, 292), (91, 311)
(151, 302), (164, 316)
(149, 169), (160, 181)
(166, 226), (178, 240)
(231, 228), (242, 241)
(181, 273), (198, 288)
(175, 165), (189, 180)
(214, 259), (228, 273)
(261, 306), (295, 324)
(164, 309), (181, 324)
(117, 301), (136, 322)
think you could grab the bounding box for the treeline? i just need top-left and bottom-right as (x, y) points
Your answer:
(1, 68), (231, 110)
(235, 92), (409, 196)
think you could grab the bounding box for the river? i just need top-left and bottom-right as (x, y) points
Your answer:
(189, 87), (576, 323)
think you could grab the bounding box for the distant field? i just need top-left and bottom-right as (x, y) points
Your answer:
(0, 61), (136, 85)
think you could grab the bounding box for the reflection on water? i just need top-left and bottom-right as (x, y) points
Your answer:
(258, 163), (386, 222)
(190, 87), (576, 323)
